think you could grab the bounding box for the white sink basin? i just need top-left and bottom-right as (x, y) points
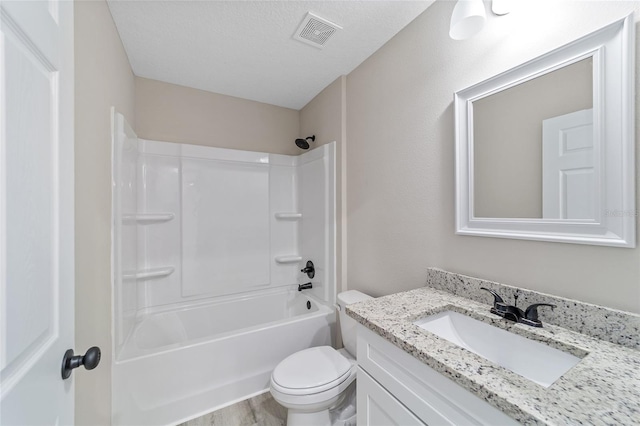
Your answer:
(413, 310), (582, 388)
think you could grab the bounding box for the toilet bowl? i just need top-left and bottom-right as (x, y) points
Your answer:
(269, 290), (372, 426)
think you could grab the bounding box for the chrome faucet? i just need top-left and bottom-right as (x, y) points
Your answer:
(480, 288), (555, 327)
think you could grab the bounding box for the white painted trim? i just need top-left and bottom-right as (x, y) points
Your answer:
(454, 14), (635, 248)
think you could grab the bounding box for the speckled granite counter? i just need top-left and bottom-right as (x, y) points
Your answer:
(346, 271), (640, 425)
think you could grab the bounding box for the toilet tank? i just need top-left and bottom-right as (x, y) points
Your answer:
(337, 290), (373, 356)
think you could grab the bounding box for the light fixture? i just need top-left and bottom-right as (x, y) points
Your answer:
(449, 0), (486, 41)
(491, 0), (511, 16)
(449, 0), (511, 41)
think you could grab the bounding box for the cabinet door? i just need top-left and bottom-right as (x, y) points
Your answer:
(357, 367), (426, 426)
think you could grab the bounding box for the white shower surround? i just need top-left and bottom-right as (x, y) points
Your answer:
(111, 112), (336, 425)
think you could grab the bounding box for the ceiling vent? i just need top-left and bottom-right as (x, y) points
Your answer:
(293, 12), (342, 49)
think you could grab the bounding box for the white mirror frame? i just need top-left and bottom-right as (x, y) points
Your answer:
(454, 14), (635, 247)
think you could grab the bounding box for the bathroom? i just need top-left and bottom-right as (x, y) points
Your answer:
(2, 0), (640, 425)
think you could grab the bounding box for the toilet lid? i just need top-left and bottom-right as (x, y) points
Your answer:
(272, 346), (351, 390)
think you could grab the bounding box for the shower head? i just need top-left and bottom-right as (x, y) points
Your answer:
(295, 135), (316, 150)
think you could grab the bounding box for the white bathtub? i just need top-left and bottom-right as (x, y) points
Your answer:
(112, 288), (334, 426)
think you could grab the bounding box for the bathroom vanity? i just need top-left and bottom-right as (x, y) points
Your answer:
(348, 269), (640, 425)
(356, 325), (518, 425)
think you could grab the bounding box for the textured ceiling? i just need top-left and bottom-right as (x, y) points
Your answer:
(107, 1), (435, 110)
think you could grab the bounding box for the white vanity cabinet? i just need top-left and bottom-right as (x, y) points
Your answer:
(356, 325), (520, 426)
(357, 368), (425, 425)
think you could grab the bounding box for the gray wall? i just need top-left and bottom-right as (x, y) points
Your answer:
(346, 0), (640, 313)
(135, 77), (300, 155)
(74, 0), (136, 423)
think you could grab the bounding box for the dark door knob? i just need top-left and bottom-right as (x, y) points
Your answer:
(61, 346), (101, 380)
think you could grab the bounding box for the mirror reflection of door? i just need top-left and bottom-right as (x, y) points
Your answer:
(542, 109), (595, 220)
(472, 57), (593, 219)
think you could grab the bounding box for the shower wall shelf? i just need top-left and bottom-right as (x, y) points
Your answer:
(123, 213), (175, 224)
(124, 266), (175, 280)
(275, 256), (302, 264)
(275, 212), (302, 220)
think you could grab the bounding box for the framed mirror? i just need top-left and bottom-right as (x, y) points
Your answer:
(454, 14), (635, 247)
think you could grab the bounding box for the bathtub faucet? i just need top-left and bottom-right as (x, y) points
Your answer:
(298, 282), (313, 291)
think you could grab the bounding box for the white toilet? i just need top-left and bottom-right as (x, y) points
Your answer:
(269, 290), (372, 426)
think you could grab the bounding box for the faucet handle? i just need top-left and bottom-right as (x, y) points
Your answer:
(301, 260), (315, 279)
(480, 287), (510, 315)
(524, 303), (556, 322)
(480, 287), (505, 304)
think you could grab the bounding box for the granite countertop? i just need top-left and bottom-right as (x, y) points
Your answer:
(346, 285), (640, 425)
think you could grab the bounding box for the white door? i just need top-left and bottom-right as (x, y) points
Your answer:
(542, 109), (595, 219)
(1, 0), (75, 424)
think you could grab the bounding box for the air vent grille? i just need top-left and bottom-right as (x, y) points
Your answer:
(293, 12), (342, 49)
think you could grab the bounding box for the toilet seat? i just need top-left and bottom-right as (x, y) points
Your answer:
(271, 346), (352, 396)
(270, 364), (357, 409)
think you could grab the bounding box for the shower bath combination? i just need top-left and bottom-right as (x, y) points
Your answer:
(295, 135), (315, 150)
(111, 111), (336, 426)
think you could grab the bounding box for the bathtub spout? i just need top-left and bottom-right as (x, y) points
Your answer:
(298, 282), (313, 291)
